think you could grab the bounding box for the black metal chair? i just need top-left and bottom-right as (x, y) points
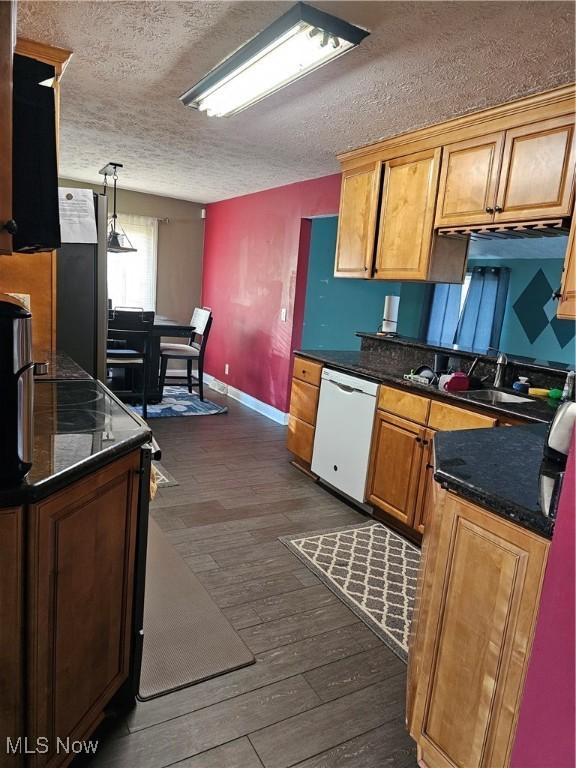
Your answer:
(159, 307), (212, 401)
(107, 309), (155, 419)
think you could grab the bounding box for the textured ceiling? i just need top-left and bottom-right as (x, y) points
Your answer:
(18, 1), (575, 203)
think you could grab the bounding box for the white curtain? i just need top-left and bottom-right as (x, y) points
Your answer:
(107, 213), (158, 311)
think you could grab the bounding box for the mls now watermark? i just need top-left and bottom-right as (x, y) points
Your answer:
(6, 737), (98, 755)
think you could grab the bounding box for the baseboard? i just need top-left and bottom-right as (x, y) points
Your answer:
(203, 374), (289, 425)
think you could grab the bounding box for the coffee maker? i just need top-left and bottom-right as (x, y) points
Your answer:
(0, 294), (34, 484)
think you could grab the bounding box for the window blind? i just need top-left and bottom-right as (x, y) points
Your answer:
(107, 213), (158, 312)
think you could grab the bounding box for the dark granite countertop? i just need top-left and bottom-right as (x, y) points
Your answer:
(0, 379), (151, 507)
(356, 333), (573, 375)
(295, 349), (559, 424)
(35, 350), (92, 381)
(433, 423), (562, 539)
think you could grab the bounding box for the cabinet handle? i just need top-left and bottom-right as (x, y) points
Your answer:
(485, 207), (494, 214)
(1, 219), (17, 234)
(494, 206), (503, 213)
(415, 437), (422, 443)
(426, 463), (434, 470)
(422, 439), (429, 446)
(552, 289), (562, 301)
(364, 265), (368, 271)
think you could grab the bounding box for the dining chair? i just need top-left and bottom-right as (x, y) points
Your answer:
(159, 307), (212, 401)
(107, 309), (155, 419)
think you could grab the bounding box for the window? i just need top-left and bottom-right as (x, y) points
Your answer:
(425, 266), (510, 351)
(107, 213), (157, 311)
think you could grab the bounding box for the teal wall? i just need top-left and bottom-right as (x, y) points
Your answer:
(301, 219), (576, 365)
(301, 217), (401, 350)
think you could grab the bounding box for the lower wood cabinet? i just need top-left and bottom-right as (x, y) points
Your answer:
(558, 206), (576, 319)
(408, 487), (549, 768)
(14, 451), (140, 768)
(286, 357), (322, 467)
(0, 507), (23, 764)
(367, 412), (428, 527)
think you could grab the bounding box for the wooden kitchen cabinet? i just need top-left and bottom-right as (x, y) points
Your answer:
(287, 356), (323, 468)
(0, 1), (15, 254)
(408, 487), (549, 768)
(334, 163), (382, 278)
(375, 149), (440, 281)
(26, 451), (140, 768)
(495, 115), (575, 222)
(373, 148), (468, 282)
(367, 411), (428, 527)
(435, 133), (504, 227)
(557, 208), (576, 319)
(413, 429), (435, 534)
(0, 507), (23, 767)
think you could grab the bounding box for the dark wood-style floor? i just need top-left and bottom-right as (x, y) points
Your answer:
(89, 393), (417, 768)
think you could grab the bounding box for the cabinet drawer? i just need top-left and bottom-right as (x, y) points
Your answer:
(287, 416), (315, 464)
(378, 385), (430, 425)
(428, 400), (497, 431)
(289, 378), (319, 426)
(293, 356), (323, 387)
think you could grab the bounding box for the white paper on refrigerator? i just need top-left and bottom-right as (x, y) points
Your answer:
(58, 187), (98, 243)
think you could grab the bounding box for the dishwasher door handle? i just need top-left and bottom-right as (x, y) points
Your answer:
(331, 381), (365, 395)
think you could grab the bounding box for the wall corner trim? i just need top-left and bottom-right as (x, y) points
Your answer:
(203, 373), (289, 425)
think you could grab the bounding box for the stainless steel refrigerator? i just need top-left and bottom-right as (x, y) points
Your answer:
(56, 192), (108, 380)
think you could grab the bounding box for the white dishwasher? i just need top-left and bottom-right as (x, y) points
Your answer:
(311, 368), (379, 502)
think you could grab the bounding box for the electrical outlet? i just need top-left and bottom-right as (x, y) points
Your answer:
(224, 363), (229, 375)
(280, 307), (287, 322)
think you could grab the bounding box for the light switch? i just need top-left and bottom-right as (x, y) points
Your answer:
(281, 307), (287, 322)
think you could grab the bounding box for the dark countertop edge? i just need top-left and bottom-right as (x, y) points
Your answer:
(294, 350), (553, 424)
(0, 427), (152, 507)
(432, 467), (553, 540)
(356, 332), (573, 375)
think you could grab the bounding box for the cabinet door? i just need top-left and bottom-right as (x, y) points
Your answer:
(435, 133), (504, 226)
(413, 429), (435, 534)
(27, 452), (140, 767)
(287, 415), (315, 464)
(557, 210), (576, 319)
(411, 489), (548, 768)
(495, 116), (575, 221)
(367, 411), (426, 526)
(334, 163), (382, 278)
(375, 148), (441, 281)
(0, 1), (14, 254)
(0, 507), (23, 767)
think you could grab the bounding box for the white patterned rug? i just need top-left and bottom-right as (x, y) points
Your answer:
(280, 522), (421, 661)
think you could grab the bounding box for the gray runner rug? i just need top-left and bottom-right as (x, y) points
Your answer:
(280, 522), (420, 662)
(139, 519), (254, 700)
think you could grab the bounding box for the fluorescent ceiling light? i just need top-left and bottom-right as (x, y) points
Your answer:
(180, 2), (369, 117)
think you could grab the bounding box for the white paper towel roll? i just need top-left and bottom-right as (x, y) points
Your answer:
(381, 295), (400, 333)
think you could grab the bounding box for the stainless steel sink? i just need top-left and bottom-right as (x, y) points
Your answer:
(461, 389), (534, 404)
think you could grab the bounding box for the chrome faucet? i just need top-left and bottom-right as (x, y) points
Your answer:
(493, 353), (508, 388)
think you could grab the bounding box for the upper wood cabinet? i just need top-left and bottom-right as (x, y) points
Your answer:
(334, 163), (382, 278)
(436, 116), (575, 228)
(495, 115), (575, 221)
(336, 87), (575, 281)
(435, 133), (504, 227)
(408, 488), (549, 768)
(558, 209), (576, 319)
(0, 1), (15, 254)
(375, 149), (441, 281)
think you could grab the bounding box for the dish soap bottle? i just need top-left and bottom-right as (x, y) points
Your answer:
(513, 376), (530, 394)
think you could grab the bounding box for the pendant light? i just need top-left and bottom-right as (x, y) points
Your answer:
(98, 162), (137, 253)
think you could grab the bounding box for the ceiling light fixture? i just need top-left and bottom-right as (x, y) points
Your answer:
(98, 162), (137, 253)
(180, 2), (369, 117)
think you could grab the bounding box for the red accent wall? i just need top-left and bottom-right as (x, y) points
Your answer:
(202, 174), (341, 412)
(511, 431), (576, 768)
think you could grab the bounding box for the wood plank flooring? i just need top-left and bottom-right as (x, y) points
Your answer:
(88, 393), (417, 768)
